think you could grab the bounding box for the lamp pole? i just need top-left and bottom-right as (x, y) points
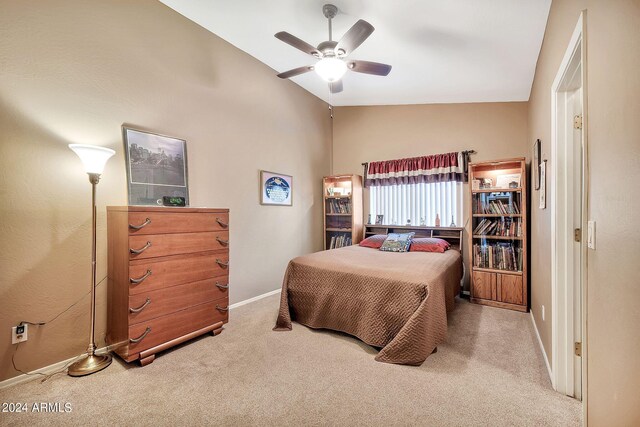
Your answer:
(88, 173), (99, 357)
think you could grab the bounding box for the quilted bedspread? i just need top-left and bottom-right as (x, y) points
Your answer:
(274, 245), (462, 365)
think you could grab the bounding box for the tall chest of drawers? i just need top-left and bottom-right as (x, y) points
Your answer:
(106, 206), (230, 366)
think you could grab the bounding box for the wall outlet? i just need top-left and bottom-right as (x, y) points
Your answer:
(11, 324), (28, 344)
(542, 305), (545, 321)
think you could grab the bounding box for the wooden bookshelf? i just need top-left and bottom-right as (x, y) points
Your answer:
(323, 175), (363, 250)
(469, 158), (528, 312)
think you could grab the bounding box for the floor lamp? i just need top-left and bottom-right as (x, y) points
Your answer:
(67, 144), (115, 377)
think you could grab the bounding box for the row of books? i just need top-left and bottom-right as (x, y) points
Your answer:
(473, 218), (523, 237)
(329, 234), (352, 249)
(327, 198), (352, 214)
(474, 199), (520, 215)
(473, 243), (523, 272)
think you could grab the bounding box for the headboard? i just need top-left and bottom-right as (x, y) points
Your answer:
(363, 225), (464, 253)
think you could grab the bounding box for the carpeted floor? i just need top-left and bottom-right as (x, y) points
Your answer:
(0, 295), (581, 426)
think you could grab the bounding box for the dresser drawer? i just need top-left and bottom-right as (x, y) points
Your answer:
(129, 253), (229, 295)
(128, 212), (229, 235)
(128, 279), (229, 325)
(129, 232), (229, 260)
(128, 298), (229, 354)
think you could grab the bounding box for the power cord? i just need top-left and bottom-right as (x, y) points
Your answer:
(11, 276), (108, 383)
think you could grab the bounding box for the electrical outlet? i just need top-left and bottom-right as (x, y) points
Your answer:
(542, 305), (545, 321)
(11, 324), (28, 344)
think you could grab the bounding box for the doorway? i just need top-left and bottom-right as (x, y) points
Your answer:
(550, 11), (587, 402)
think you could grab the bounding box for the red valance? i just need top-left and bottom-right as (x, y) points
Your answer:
(365, 152), (465, 187)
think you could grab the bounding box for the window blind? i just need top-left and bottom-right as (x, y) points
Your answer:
(369, 181), (463, 227)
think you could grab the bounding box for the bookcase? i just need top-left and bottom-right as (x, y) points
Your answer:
(323, 175), (363, 250)
(469, 158), (528, 312)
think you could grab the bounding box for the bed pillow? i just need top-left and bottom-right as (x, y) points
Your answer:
(379, 233), (415, 252)
(409, 237), (451, 253)
(359, 234), (388, 249)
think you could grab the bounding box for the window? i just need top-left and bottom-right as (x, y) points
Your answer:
(369, 181), (463, 227)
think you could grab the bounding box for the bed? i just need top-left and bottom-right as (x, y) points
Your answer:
(273, 240), (463, 365)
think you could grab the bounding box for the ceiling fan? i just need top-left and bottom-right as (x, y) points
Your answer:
(275, 3), (392, 94)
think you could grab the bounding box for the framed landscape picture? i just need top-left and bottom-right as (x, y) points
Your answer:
(123, 126), (189, 206)
(260, 170), (292, 206)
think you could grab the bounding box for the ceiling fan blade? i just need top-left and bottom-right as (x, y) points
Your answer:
(277, 65), (314, 79)
(275, 32), (321, 57)
(335, 20), (375, 56)
(348, 60), (392, 76)
(329, 80), (343, 94)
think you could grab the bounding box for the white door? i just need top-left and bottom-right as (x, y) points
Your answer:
(568, 87), (583, 400)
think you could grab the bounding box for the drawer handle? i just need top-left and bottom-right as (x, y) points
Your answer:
(216, 237), (229, 245)
(215, 282), (229, 290)
(129, 218), (151, 230)
(129, 298), (151, 314)
(216, 259), (229, 268)
(216, 305), (229, 312)
(216, 218), (228, 228)
(130, 241), (152, 254)
(130, 327), (151, 344)
(130, 269), (152, 284)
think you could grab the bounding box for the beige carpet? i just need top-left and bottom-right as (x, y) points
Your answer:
(0, 295), (581, 426)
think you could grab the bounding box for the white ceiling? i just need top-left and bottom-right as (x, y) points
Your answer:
(159, 0), (551, 106)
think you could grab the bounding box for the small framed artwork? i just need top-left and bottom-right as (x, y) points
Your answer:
(260, 170), (292, 206)
(539, 160), (547, 209)
(375, 214), (384, 225)
(123, 126), (189, 206)
(496, 173), (521, 189)
(533, 139), (541, 190)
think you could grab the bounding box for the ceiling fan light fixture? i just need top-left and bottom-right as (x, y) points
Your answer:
(314, 57), (347, 82)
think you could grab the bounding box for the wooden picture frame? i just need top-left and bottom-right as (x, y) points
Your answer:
(122, 126), (189, 206)
(533, 139), (541, 190)
(260, 170), (292, 206)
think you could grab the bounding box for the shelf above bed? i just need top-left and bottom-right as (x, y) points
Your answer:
(364, 225), (463, 253)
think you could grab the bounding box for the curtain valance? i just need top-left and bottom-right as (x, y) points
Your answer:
(365, 152), (466, 187)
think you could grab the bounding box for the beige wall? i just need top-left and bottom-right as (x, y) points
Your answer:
(528, 0), (640, 424)
(332, 103), (529, 290)
(0, 0), (331, 381)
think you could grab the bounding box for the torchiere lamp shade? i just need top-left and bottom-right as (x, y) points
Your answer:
(68, 144), (115, 175)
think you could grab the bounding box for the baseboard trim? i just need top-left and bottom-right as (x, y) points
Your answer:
(229, 288), (281, 310)
(530, 311), (553, 383)
(1, 289), (283, 390)
(0, 345), (114, 391)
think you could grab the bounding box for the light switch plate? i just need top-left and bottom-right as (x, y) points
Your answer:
(587, 220), (596, 249)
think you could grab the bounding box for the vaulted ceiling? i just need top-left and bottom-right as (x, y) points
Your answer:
(159, 0), (551, 106)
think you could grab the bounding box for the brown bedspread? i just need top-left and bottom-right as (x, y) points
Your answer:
(274, 245), (462, 365)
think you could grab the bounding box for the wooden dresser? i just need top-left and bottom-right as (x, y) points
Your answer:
(106, 206), (230, 366)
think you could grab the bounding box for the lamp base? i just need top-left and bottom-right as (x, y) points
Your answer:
(67, 353), (112, 377)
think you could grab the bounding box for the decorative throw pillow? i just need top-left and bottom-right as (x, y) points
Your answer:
(409, 237), (451, 253)
(379, 233), (415, 252)
(359, 234), (388, 249)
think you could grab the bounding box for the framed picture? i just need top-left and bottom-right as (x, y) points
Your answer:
(375, 214), (384, 225)
(539, 160), (547, 209)
(496, 173), (521, 189)
(533, 139), (541, 190)
(123, 126), (189, 206)
(260, 170), (292, 206)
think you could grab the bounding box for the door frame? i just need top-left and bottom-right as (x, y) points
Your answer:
(550, 10), (588, 408)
